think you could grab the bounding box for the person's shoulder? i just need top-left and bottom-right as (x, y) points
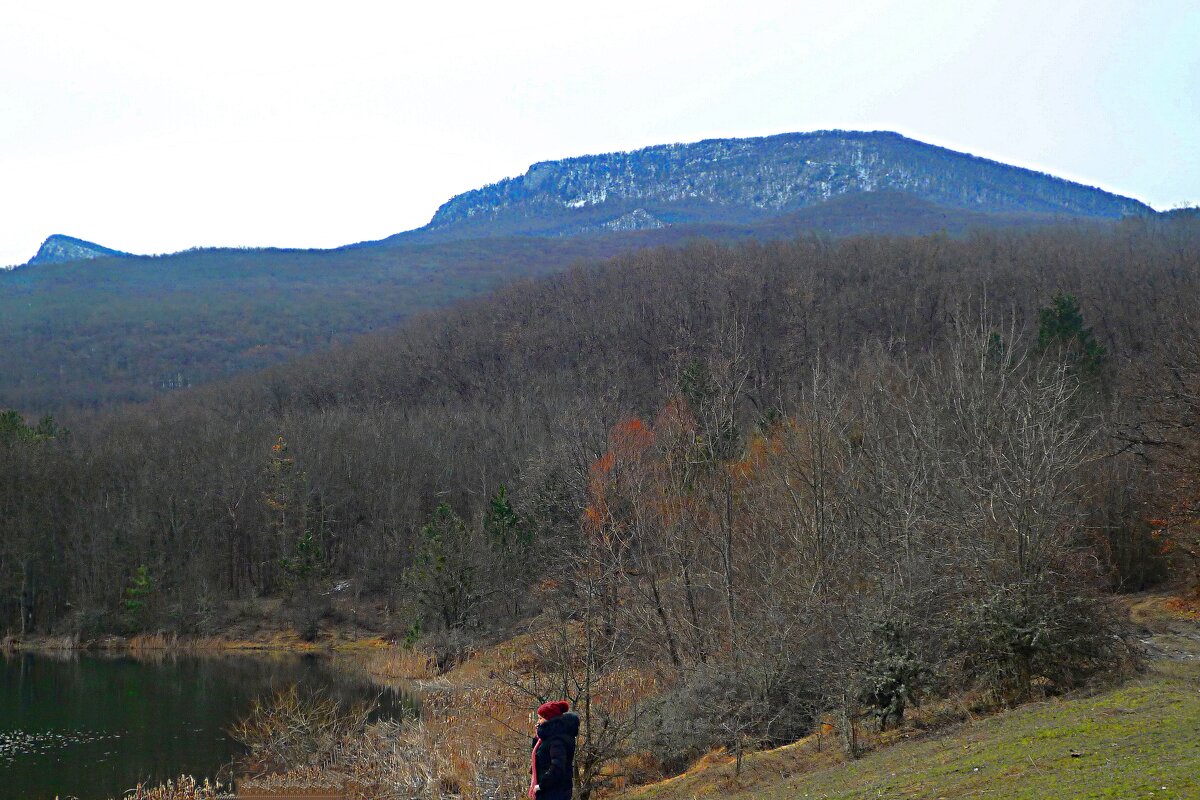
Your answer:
(541, 711), (581, 739)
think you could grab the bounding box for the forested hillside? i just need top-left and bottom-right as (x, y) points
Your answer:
(2, 216), (1196, 631)
(5, 215), (1199, 791)
(0, 234), (652, 410)
(2, 130), (1155, 415)
(0, 193), (1073, 413)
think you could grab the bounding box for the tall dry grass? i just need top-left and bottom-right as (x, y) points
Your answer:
(235, 632), (662, 799)
(236, 713), (526, 800)
(116, 775), (228, 799)
(350, 646), (439, 682)
(126, 633), (276, 653)
(230, 672), (522, 800)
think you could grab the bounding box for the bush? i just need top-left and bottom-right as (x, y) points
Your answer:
(229, 685), (374, 772)
(65, 606), (114, 638)
(645, 661), (815, 773)
(855, 618), (933, 731)
(284, 591), (332, 642)
(954, 581), (1128, 704)
(419, 628), (473, 672)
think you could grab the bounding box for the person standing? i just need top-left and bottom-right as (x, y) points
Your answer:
(528, 700), (579, 799)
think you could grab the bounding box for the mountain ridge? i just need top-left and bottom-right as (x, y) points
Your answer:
(17, 130), (1155, 265)
(408, 130), (1151, 240)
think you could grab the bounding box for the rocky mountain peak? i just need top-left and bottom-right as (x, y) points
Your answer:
(27, 234), (129, 266)
(420, 130), (1151, 239)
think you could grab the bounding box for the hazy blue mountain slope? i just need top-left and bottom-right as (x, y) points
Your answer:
(0, 233), (706, 411)
(0, 191), (1120, 412)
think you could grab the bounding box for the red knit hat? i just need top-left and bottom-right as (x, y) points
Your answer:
(537, 700), (569, 720)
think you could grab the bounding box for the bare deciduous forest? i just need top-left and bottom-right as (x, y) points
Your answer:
(4, 216), (1200, 785)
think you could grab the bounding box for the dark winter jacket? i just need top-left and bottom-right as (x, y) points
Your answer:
(531, 711), (580, 800)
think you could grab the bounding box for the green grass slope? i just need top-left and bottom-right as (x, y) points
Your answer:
(625, 598), (1200, 800)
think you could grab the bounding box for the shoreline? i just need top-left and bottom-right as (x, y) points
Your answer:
(2, 629), (445, 691)
(0, 630), (397, 656)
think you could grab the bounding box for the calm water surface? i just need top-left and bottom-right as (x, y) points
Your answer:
(0, 651), (412, 800)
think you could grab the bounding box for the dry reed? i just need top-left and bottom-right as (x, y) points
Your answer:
(349, 646), (439, 682)
(116, 775), (228, 799)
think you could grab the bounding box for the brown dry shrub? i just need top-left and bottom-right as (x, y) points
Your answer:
(230, 685), (374, 772)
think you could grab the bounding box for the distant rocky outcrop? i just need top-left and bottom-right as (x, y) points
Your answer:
(416, 130), (1152, 239)
(26, 234), (130, 266)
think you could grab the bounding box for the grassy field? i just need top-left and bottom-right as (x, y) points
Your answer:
(624, 595), (1200, 800)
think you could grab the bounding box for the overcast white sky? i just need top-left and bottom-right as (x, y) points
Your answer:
(1, 0), (1196, 267)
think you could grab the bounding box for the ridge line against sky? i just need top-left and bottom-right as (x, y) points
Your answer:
(1, 0), (1197, 267)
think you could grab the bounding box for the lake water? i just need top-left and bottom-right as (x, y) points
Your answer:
(0, 651), (412, 800)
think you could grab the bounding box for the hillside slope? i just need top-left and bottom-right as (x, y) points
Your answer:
(0, 192), (1079, 412)
(3, 218), (1199, 671)
(0, 234), (642, 410)
(623, 598), (1199, 800)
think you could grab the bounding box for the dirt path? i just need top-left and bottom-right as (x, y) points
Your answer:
(1129, 593), (1200, 661)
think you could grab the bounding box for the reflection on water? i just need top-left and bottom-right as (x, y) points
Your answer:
(0, 650), (415, 800)
(0, 728), (121, 765)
